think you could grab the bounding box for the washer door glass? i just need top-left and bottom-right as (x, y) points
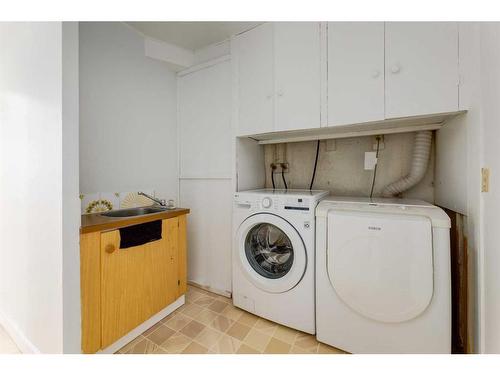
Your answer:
(245, 223), (294, 279)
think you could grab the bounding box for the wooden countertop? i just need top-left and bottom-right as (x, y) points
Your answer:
(81, 207), (190, 234)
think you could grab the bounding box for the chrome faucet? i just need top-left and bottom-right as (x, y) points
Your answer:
(138, 191), (167, 207)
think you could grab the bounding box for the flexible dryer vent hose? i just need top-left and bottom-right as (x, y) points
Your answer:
(381, 130), (432, 198)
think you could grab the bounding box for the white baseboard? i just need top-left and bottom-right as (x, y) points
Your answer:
(0, 309), (40, 354)
(187, 281), (232, 298)
(97, 295), (185, 354)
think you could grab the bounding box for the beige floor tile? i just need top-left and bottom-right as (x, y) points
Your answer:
(253, 318), (278, 336)
(273, 325), (299, 344)
(146, 324), (176, 346)
(165, 313), (192, 331)
(237, 344), (260, 354)
(142, 321), (163, 336)
(207, 300), (228, 313)
(254, 317), (276, 330)
(209, 315), (234, 333)
(195, 326), (223, 349)
(118, 335), (145, 353)
(180, 303), (204, 319)
(220, 305), (244, 321)
(181, 341), (209, 354)
(160, 310), (179, 323)
(117, 286), (349, 356)
(293, 334), (319, 352)
(317, 342), (346, 354)
(264, 338), (291, 354)
(211, 334), (242, 354)
(216, 295), (232, 304)
(193, 295), (215, 307)
(160, 332), (192, 353)
(124, 337), (159, 354)
(226, 322), (251, 341)
(290, 345), (316, 354)
(237, 312), (259, 327)
(179, 320), (206, 339)
(151, 347), (169, 354)
(196, 309), (219, 325)
(242, 328), (271, 352)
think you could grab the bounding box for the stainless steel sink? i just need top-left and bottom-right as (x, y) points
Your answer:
(100, 206), (168, 218)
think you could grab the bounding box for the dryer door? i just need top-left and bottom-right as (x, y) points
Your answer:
(327, 210), (434, 323)
(236, 213), (307, 293)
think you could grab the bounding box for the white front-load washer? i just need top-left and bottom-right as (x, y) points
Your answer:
(316, 197), (451, 353)
(233, 189), (328, 334)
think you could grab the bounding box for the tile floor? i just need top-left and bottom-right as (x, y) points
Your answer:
(117, 285), (346, 354)
(0, 324), (20, 354)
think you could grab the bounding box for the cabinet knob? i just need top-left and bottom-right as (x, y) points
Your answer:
(277, 91), (284, 97)
(105, 244), (116, 254)
(391, 64), (401, 74)
(371, 69), (380, 78)
(266, 94), (273, 100)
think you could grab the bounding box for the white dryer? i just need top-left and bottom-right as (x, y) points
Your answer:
(233, 189), (328, 333)
(316, 197), (451, 353)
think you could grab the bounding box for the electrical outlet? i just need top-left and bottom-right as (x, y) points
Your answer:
(280, 163), (290, 173)
(364, 152), (378, 170)
(481, 167), (490, 192)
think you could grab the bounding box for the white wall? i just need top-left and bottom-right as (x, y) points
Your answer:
(62, 22), (81, 354)
(79, 22), (178, 202)
(0, 22), (65, 353)
(479, 22), (500, 354)
(263, 133), (435, 202)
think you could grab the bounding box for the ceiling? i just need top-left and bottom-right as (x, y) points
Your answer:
(126, 22), (262, 50)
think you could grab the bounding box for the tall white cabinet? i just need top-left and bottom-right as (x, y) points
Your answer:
(234, 22), (321, 135)
(178, 58), (233, 296)
(385, 22), (459, 118)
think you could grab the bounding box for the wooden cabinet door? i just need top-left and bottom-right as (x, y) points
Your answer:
(385, 22), (459, 118)
(235, 23), (274, 136)
(274, 22), (321, 131)
(327, 22), (384, 126)
(100, 218), (178, 348)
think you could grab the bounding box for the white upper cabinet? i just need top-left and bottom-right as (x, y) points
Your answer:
(234, 22), (321, 136)
(385, 22), (459, 118)
(234, 22), (460, 137)
(235, 23), (274, 136)
(327, 22), (385, 126)
(274, 22), (321, 132)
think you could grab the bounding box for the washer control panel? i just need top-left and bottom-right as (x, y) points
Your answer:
(234, 193), (317, 214)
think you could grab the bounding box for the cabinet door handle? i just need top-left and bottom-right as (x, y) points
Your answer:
(391, 64), (401, 74)
(371, 69), (381, 78)
(105, 244), (116, 254)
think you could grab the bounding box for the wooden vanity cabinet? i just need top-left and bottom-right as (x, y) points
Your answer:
(80, 215), (187, 353)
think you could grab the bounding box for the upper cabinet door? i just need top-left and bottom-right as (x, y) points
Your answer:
(385, 22), (459, 118)
(327, 22), (384, 126)
(274, 22), (321, 132)
(235, 23), (274, 136)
